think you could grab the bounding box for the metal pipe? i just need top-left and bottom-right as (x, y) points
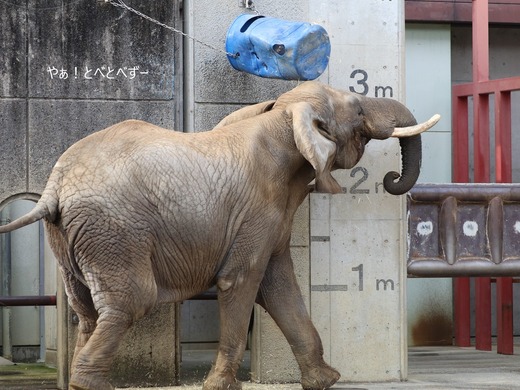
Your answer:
(410, 183), (520, 202)
(0, 295), (57, 307)
(0, 291), (216, 306)
(189, 291), (218, 300)
(39, 220), (46, 361)
(1, 212), (12, 360)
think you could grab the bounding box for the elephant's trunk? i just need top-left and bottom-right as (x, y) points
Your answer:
(383, 134), (422, 195)
(360, 97), (438, 196)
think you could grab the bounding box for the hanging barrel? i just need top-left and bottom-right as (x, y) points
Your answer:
(225, 14), (331, 80)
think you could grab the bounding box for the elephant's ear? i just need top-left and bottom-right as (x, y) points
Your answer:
(287, 102), (342, 194)
(215, 100), (276, 128)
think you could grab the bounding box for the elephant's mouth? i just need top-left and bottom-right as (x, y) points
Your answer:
(335, 134), (369, 170)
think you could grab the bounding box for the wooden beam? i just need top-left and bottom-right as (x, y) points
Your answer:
(405, 0), (520, 24)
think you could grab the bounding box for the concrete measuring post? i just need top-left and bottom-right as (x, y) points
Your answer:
(193, 0), (409, 384)
(309, 0), (407, 382)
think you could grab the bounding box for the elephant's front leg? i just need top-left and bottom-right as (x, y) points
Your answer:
(257, 248), (340, 390)
(203, 260), (267, 390)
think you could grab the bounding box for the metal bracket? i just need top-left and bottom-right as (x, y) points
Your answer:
(238, 0), (255, 9)
(408, 183), (520, 277)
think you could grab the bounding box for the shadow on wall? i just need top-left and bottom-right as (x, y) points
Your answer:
(0, 199), (57, 364)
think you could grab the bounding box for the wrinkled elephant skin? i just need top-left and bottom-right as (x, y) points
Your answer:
(0, 82), (439, 390)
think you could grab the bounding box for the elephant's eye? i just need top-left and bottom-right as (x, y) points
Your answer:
(317, 124), (336, 142)
(315, 120), (330, 135)
(318, 123), (328, 134)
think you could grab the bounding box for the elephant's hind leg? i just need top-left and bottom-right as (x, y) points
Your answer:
(70, 309), (132, 390)
(69, 251), (158, 390)
(46, 223), (100, 385)
(61, 268), (99, 370)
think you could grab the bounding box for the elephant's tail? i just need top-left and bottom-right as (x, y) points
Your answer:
(0, 176), (60, 234)
(0, 202), (51, 234)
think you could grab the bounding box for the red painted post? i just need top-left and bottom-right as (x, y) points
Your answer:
(495, 91), (512, 183)
(473, 99), (492, 350)
(454, 278), (471, 347)
(452, 94), (469, 183)
(472, 0), (492, 352)
(475, 278), (492, 351)
(497, 278), (514, 354)
(472, 0), (489, 84)
(495, 90), (514, 355)
(472, 94), (490, 182)
(472, 0), (489, 181)
(452, 93), (471, 347)
(473, 93), (492, 352)
(472, 0), (491, 351)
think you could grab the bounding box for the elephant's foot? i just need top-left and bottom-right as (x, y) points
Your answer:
(301, 363), (340, 390)
(203, 372), (242, 390)
(70, 374), (114, 390)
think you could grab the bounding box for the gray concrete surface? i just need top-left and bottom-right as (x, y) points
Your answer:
(121, 346), (520, 390)
(0, 357), (14, 366)
(0, 1), (182, 201)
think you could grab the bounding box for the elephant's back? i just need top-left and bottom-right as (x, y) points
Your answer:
(61, 119), (182, 158)
(48, 121), (180, 232)
(52, 117), (251, 245)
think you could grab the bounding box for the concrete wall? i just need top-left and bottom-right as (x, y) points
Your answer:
(308, 0), (408, 382)
(186, 0), (412, 381)
(182, 0), (307, 381)
(184, 0), (300, 132)
(0, 0), (182, 386)
(10, 1), (520, 387)
(185, 0), (411, 383)
(0, 1), (181, 204)
(180, 16), (520, 368)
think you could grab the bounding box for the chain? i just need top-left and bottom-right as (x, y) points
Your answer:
(106, 0), (238, 58)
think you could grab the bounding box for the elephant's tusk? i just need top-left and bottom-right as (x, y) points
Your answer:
(391, 114), (441, 138)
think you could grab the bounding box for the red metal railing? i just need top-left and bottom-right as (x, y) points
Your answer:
(453, 77), (520, 355)
(452, 0), (520, 355)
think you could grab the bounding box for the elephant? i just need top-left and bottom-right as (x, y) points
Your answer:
(0, 81), (439, 390)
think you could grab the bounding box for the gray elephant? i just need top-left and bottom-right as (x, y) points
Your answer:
(0, 81), (439, 390)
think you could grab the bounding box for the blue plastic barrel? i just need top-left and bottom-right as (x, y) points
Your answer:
(226, 14), (331, 80)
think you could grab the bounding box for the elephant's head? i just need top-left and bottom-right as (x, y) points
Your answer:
(217, 81), (440, 195)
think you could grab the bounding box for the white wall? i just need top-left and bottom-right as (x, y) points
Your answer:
(406, 24), (452, 183)
(405, 24), (453, 346)
(0, 200), (41, 361)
